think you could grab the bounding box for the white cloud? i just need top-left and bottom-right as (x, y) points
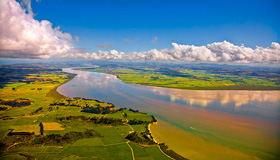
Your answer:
(0, 0), (74, 59)
(62, 41), (280, 64)
(20, 0), (34, 17)
(0, 0), (279, 64)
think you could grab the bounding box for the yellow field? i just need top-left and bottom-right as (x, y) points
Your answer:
(42, 122), (65, 130)
(12, 124), (40, 135)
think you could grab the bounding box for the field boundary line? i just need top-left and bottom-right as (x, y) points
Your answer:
(6, 142), (22, 151)
(103, 142), (127, 146)
(158, 145), (175, 160)
(126, 141), (135, 160)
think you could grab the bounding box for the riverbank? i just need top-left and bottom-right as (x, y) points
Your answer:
(76, 67), (280, 91)
(133, 83), (280, 90)
(46, 73), (77, 100)
(148, 122), (158, 143)
(0, 69), (173, 159)
(54, 69), (188, 159)
(149, 120), (193, 158)
(59, 68), (280, 160)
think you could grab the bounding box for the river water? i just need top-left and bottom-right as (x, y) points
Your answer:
(58, 68), (280, 160)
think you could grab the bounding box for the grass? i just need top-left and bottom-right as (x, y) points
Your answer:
(72, 137), (104, 146)
(0, 70), (172, 160)
(81, 66), (280, 90)
(107, 109), (153, 122)
(61, 144), (132, 160)
(11, 124), (40, 134)
(95, 126), (127, 144)
(129, 142), (170, 160)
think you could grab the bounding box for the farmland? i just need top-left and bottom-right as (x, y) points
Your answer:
(0, 64), (182, 160)
(80, 63), (280, 90)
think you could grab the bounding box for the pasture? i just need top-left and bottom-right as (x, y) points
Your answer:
(0, 69), (172, 160)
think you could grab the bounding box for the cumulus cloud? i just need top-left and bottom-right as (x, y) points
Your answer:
(0, 0), (75, 59)
(0, 1), (279, 64)
(62, 41), (280, 64)
(20, 0), (34, 17)
(96, 43), (111, 49)
(151, 37), (158, 44)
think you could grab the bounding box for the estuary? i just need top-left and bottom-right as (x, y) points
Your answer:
(58, 68), (280, 160)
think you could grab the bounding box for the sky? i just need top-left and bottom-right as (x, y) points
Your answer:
(31, 0), (280, 52)
(0, 0), (279, 63)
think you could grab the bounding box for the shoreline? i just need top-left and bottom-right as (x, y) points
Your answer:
(52, 68), (280, 160)
(148, 122), (158, 144)
(149, 121), (188, 160)
(76, 69), (280, 91)
(46, 72), (77, 100)
(149, 120), (191, 159)
(133, 83), (280, 91)
(53, 69), (188, 159)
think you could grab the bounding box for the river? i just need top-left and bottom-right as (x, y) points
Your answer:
(58, 68), (280, 160)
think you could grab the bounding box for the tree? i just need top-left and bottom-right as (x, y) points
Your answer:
(39, 122), (44, 135)
(123, 113), (127, 119)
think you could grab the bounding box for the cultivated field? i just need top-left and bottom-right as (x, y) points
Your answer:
(0, 65), (182, 160)
(81, 63), (280, 90)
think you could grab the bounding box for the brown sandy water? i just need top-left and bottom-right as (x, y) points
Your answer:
(58, 68), (280, 159)
(150, 120), (254, 160)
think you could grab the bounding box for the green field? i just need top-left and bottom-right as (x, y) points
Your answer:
(82, 65), (280, 90)
(0, 69), (177, 160)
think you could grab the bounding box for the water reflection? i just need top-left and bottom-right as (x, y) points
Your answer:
(60, 68), (280, 120)
(59, 68), (280, 159)
(75, 70), (119, 89)
(150, 87), (280, 108)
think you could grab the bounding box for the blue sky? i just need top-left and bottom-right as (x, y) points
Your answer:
(20, 0), (280, 53)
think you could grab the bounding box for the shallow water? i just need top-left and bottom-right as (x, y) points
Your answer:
(58, 68), (280, 159)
